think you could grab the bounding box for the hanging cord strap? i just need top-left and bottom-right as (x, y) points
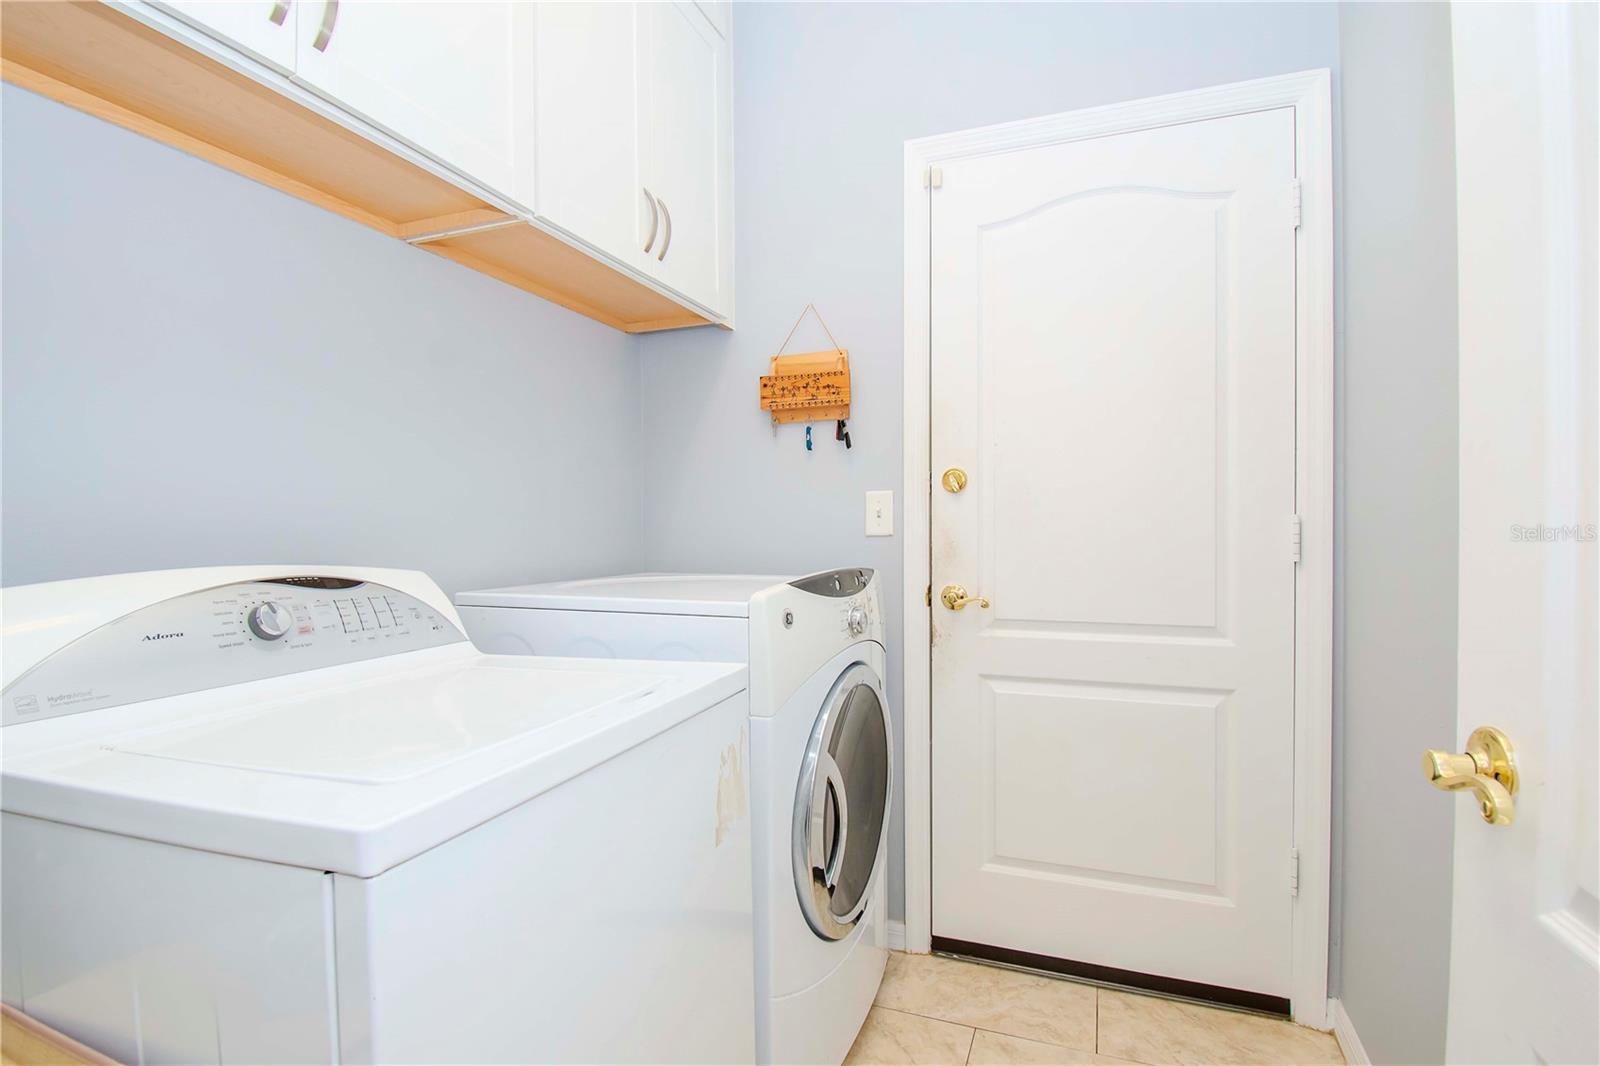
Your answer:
(775, 303), (843, 356)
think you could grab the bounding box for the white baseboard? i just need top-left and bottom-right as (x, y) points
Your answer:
(1329, 998), (1371, 1065)
(886, 919), (906, 952)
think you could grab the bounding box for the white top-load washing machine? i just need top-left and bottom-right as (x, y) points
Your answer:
(456, 570), (892, 1065)
(1, 566), (755, 1065)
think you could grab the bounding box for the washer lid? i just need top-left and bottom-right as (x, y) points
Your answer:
(105, 665), (660, 784)
(455, 573), (793, 617)
(2, 652), (747, 877)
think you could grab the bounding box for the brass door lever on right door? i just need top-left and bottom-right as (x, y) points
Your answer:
(1423, 726), (1518, 825)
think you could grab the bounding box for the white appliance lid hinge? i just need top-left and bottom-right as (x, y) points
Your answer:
(1289, 179), (1302, 229)
(925, 165), (944, 190)
(1289, 847), (1300, 896)
(1290, 513), (1303, 564)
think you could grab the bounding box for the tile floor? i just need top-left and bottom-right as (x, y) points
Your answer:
(845, 954), (1345, 1066)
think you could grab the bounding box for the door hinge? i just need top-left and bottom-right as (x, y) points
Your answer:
(1289, 179), (1302, 229)
(925, 165), (944, 190)
(1290, 513), (1303, 564)
(1289, 847), (1300, 896)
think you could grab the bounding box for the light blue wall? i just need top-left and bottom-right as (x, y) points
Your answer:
(637, 0), (1342, 931)
(1, 83), (643, 597)
(1334, 5), (1459, 1063)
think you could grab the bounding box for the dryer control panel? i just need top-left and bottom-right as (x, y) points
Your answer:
(747, 569), (884, 718)
(789, 568), (877, 638)
(789, 568), (872, 598)
(2, 576), (464, 726)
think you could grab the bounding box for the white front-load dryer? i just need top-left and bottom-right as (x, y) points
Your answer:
(456, 570), (892, 1065)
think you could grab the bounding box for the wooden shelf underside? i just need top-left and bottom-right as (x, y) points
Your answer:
(0, 0), (709, 334)
(1, 1004), (117, 1066)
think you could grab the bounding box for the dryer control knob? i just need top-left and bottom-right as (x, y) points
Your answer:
(847, 604), (868, 635)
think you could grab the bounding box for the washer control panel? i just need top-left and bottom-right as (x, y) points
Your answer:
(3, 576), (464, 726)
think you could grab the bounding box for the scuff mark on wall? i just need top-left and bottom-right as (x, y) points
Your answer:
(714, 723), (749, 846)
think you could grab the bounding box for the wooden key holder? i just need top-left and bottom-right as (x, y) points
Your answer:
(759, 303), (852, 428)
(759, 348), (851, 425)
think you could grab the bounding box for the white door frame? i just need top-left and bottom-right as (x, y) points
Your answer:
(899, 69), (1335, 1027)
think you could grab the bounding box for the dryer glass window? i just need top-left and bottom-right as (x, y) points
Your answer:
(794, 663), (891, 940)
(828, 683), (889, 919)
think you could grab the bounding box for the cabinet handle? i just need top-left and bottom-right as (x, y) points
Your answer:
(312, 0), (338, 51)
(642, 188), (659, 254)
(268, 0), (290, 26)
(656, 197), (672, 261)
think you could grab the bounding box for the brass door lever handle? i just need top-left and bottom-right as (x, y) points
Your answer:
(1423, 726), (1518, 825)
(940, 584), (989, 611)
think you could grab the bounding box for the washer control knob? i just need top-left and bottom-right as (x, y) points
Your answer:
(248, 601), (295, 641)
(847, 604), (868, 636)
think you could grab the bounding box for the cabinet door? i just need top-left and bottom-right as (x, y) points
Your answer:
(639, 1), (727, 313)
(531, 3), (641, 264)
(152, 0), (298, 72)
(292, 1), (535, 208)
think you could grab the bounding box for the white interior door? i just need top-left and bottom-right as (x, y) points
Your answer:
(292, 1), (535, 207)
(1444, 4), (1598, 1063)
(929, 107), (1299, 1002)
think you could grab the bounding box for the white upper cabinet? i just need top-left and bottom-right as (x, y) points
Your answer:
(530, 1), (732, 319)
(152, 0), (298, 73)
(531, 2), (640, 265)
(291, 1), (536, 209)
(637, 1), (729, 314)
(101, 0), (731, 328)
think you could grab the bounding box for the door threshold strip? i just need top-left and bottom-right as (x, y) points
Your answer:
(929, 936), (1291, 1018)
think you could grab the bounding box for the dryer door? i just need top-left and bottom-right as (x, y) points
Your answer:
(793, 661), (892, 940)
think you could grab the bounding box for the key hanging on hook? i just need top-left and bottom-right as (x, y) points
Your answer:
(837, 419), (852, 449)
(805, 425), (813, 452)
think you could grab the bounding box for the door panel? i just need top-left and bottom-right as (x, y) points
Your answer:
(986, 681), (1224, 889)
(639, 1), (723, 310)
(984, 190), (1223, 630)
(931, 108), (1297, 997)
(292, 1), (534, 206)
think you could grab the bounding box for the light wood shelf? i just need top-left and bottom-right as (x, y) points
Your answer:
(408, 221), (709, 334)
(0, 0), (710, 334)
(1, 1005), (118, 1066)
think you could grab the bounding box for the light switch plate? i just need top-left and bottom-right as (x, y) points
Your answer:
(865, 490), (894, 536)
